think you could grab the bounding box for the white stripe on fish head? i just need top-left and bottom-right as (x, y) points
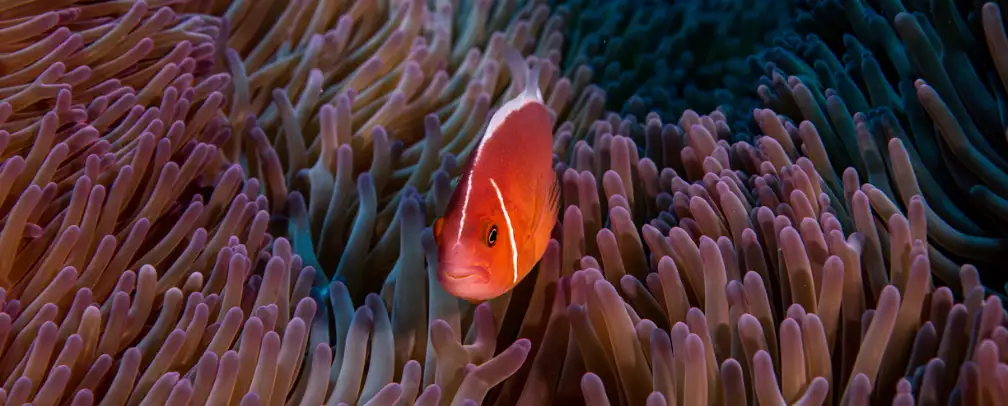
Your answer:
(456, 172), (474, 248)
(457, 92), (536, 251)
(488, 177), (518, 283)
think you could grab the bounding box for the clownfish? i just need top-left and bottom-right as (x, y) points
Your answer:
(432, 46), (560, 303)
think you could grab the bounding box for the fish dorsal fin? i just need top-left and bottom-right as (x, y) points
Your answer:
(501, 44), (543, 101)
(483, 47), (546, 154)
(525, 58), (543, 101)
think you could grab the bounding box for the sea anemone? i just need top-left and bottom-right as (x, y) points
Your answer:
(759, 0), (1008, 293)
(0, 0), (601, 404)
(0, 0), (273, 403)
(210, 0), (604, 293)
(538, 108), (1008, 404)
(0, 0), (1005, 405)
(548, 0), (796, 133)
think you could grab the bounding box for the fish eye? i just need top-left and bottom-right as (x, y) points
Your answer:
(486, 225), (498, 247)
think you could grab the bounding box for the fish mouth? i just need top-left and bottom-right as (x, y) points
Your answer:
(440, 264), (491, 284)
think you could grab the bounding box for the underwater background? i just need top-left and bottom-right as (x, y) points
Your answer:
(0, 0), (1005, 404)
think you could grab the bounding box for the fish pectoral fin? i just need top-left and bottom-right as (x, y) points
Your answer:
(526, 170), (561, 257)
(546, 170), (561, 220)
(433, 218), (444, 245)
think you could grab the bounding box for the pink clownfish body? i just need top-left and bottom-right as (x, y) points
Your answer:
(433, 47), (559, 303)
